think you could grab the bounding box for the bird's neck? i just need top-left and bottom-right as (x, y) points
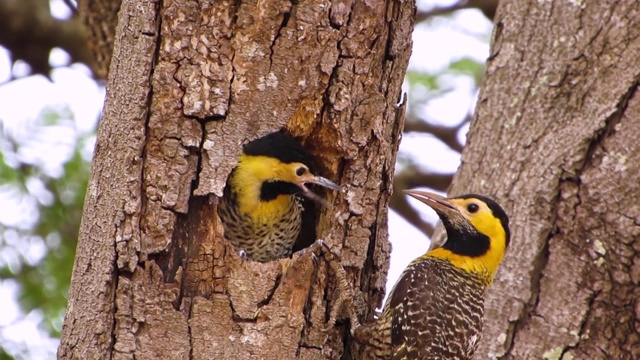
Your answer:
(425, 246), (503, 285)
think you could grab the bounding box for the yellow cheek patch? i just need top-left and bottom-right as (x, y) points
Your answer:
(230, 155), (298, 222)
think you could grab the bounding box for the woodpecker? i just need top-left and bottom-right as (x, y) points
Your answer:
(352, 190), (510, 360)
(218, 132), (341, 263)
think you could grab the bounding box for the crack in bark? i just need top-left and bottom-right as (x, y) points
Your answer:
(108, 274), (119, 360)
(221, 0), (242, 118)
(268, 1), (292, 73)
(187, 303), (195, 360)
(193, 119), (207, 194)
(498, 220), (553, 360)
(568, 178), (583, 231)
(580, 80), (637, 176)
(296, 262), (322, 355)
(363, 222), (379, 299)
(559, 289), (601, 358)
(256, 271), (283, 309)
(226, 297), (259, 323)
(325, 1), (354, 88)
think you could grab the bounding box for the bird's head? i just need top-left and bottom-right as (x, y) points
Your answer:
(230, 133), (341, 211)
(242, 157), (341, 204)
(405, 190), (510, 283)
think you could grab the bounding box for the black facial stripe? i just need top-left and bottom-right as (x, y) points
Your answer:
(260, 180), (302, 201)
(441, 218), (491, 257)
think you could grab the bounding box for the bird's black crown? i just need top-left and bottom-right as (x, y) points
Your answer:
(243, 132), (316, 171)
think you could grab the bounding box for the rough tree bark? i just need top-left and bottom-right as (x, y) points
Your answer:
(448, 1), (640, 359)
(77, 0), (122, 79)
(58, 0), (415, 359)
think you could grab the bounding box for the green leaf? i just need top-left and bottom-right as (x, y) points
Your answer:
(406, 70), (439, 90)
(448, 57), (485, 80)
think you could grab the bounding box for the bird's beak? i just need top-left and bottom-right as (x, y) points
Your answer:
(297, 175), (342, 206)
(404, 190), (458, 216)
(305, 176), (342, 191)
(404, 190), (469, 250)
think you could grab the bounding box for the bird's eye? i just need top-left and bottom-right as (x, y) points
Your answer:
(467, 203), (479, 213)
(296, 167), (307, 176)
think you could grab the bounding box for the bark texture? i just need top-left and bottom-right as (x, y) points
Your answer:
(77, 0), (121, 79)
(449, 1), (640, 359)
(59, 0), (415, 359)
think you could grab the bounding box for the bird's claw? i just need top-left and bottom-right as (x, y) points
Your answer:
(293, 239), (331, 266)
(238, 249), (249, 261)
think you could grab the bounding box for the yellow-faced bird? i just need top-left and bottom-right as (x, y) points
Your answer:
(354, 190), (510, 360)
(218, 132), (341, 262)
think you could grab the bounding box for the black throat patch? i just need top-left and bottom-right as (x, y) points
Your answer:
(441, 218), (491, 257)
(260, 180), (302, 202)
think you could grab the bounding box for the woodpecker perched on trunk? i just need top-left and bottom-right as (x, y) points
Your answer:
(218, 132), (341, 263)
(351, 190), (510, 360)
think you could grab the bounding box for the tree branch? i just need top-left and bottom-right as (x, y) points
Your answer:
(0, 0), (96, 79)
(404, 113), (468, 153)
(415, 1), (469, 23)
(391, 165), (454, 237)
(415, 0), (498, 23)
(62, 0), (79, 14)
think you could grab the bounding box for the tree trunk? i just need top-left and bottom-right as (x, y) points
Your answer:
(449, 1), (640, 359)
(77, 0), (121, 79)
(59, 0), (415, 359)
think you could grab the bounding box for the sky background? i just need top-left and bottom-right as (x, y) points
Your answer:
(0, 1), (492, 358)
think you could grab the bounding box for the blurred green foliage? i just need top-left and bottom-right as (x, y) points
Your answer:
(406, 70), (440, 91)
(406, 57), (485, 98)
(0, 348), (12, 360)
(448, 57), (486, 82)
(0, 107), (92, 345)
